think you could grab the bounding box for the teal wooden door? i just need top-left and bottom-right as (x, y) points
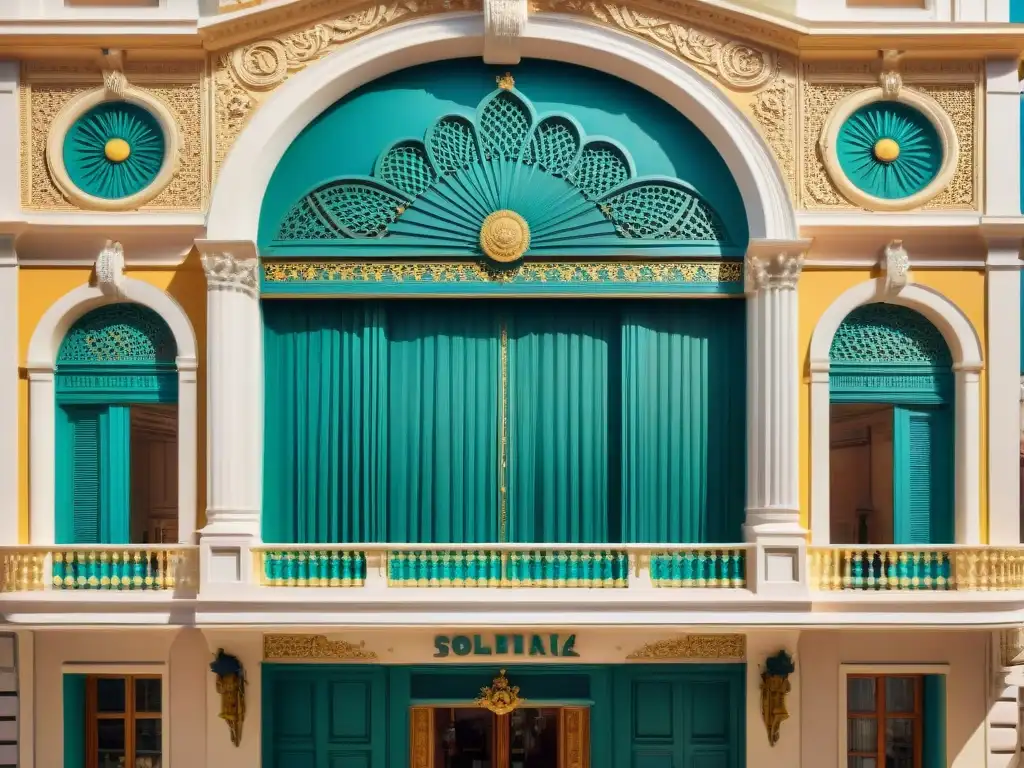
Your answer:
(611, 666), (743, 768)
(263, 666), (387, 768)
(893, 405), (954, 544)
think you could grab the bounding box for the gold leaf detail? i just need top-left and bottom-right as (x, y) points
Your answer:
(626, 634), (746, 660)
(263, 633), (378, 660)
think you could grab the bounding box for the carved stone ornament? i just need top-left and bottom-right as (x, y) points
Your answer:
(1001, 628), (1024, 667)
(263, 633), (378, 661)
(882, 239), (910, 294)
(95, 240), (126, 297)
(745, 252), (803, 292)
(626, 634), (746, 660)
(484, 0), (528, 65)
(202, 252), (260, 294)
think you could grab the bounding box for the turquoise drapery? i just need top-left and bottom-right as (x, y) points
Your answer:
(621, 302), (745, 543)
(262, 301), (387, 543)
(262, 299), (746, 544)
(507, 305), (614, 543)
(386, 304), (500, 543)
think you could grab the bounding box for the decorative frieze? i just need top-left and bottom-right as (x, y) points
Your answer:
(626, 633), (746, 660)
(263, 633), (379, 661)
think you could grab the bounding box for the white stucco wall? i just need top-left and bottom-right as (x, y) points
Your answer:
(799, 630), (989, 768)
(30, 628), (207, 768)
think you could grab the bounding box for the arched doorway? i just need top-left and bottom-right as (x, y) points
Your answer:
(828, 303), (954, 546)
(54, 303), (180, 547)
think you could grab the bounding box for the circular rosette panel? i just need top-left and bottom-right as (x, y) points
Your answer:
(46, 88), (180, 211)
(820, 88), (958, 211)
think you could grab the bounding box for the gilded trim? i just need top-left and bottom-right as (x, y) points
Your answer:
(561, 707), (589, 768)
(263, 633), (378, 660)
(499, 323), (509, 543)
(626, 634), (746, 660)
(262, 261), (743, 284)
(410, 707), (433, 768)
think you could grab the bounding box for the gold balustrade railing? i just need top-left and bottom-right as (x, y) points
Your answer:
(0, 546), (198, 592)
(252, 544), (750, 588)
(809, 547), (1024, 592)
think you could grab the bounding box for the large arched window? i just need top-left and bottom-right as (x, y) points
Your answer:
(54, 303), (179, 545)
(828, 303), (954, 546)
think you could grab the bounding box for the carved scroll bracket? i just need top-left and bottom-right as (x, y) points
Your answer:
(484, 0), (528, 65)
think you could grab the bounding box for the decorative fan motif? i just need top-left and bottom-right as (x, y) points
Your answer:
(275, 85), (733, 260)
(63, 102), (166, 201)
(829, 303), (951, 365)
(835, 102), (942, 201)
(58, 304), (176, 365)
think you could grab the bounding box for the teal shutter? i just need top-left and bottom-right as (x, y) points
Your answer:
(56, 405), (132, 545)
(923, 675), (947, 768)
(893, 406), (954, 545)
(62, 674), (86, 768)
(262, 666), (386, 768)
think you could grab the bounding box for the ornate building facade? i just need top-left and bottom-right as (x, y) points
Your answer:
(0, 0), (1023, 766)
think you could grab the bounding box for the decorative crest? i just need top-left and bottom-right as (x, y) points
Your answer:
(496, 72), (516, 90)
(95, 240), (125, 296)
(882, 239), (909, 294)
(475, 669), (524, 715)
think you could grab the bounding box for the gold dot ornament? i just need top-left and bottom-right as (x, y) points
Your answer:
(480, 210), (531, 264)
(872, 138), (900, 164)
(104, 138), (132, 163)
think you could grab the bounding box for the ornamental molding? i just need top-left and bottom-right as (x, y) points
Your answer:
(201, 252), (260, 294)
(21, 61), (208, 213)
(263, 633), (379, 661)
(745, 251), (804, 293)
(484, 0), (528, 65)
(209, 0), (797, 191)
(801, 60), (979, 212)
(626, 633), (746, 660)
(881, 239), (909, 295)
(1001, 628), (1024, 667)
(95, 240), (126, 297)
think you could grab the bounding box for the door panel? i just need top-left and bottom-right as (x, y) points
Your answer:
(263, 667), (386, 768)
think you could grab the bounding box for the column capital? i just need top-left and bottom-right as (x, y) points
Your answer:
(196, 239), (259, 296)
(744, 239), (812, 294)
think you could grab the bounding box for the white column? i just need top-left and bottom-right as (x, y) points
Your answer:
(983, 236), (1022, 545)
(197, 240), (262, 592)
(27, 370), (54, 546)
(0, 238), (17, 545)
(177, 359), (199, 543)
(956, 366), (983, 545)
(744, 239), (811, 597)
(990, 630), (1024, 768)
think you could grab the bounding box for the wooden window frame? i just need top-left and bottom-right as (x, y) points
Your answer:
(846, 673), (923, 768)
(85, 674), (162, 768)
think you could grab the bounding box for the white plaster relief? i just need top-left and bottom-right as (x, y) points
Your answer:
(201, 252), (259, 295)
(483, 0), (528, 65)
(95, 240), (126, 297)
(882, 239), (910, 295)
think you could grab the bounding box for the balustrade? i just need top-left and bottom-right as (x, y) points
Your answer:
(809, 547), (1024, 591)
(252, 544), (749, 589)
(0, 545), (198, 592)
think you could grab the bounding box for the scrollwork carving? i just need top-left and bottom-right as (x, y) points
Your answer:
(202, 252), (260, 294)
(214, 0), (480, 174)
(263, 633), (379, 660)
(746, 252), (802, 292)
(626, 634), (746, 660)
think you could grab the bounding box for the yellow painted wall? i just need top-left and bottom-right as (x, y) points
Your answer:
(17, 254), (207, 543)
(798, 269), (988, 541)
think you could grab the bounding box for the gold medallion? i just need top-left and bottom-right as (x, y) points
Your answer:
(480, 210), (530, 263)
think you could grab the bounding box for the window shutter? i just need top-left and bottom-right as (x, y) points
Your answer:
(922, 674), (947, 768)
(62, 674), (86, 768)
(56, 405), (132, 545)
(894, 406), (954, 545)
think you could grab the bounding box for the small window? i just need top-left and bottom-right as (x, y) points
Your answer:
(847, 675), (921, 768)
(86, 675), (162, 768)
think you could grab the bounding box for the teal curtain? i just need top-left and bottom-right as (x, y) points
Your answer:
(386, 304), (500, 543)
(55, 404), (131, 545)
(621, 302), (745, 543)
(63, 674), (86, 768)
(262, 301), (387, 543)
(507, 305), (613, 543)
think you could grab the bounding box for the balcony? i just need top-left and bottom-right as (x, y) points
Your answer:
(0, 545), (198, 594)
(252, 544), (750, 590)
(809, 546), (1024, 592)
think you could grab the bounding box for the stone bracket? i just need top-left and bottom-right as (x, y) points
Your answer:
(483, 0), (528, 65)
